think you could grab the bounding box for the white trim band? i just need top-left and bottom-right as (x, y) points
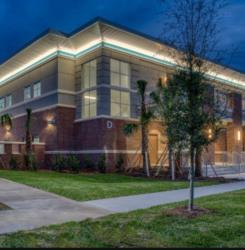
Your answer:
(45, 150), (141, 154)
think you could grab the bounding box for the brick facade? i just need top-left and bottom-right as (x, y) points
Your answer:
(0, 19), (245, 171)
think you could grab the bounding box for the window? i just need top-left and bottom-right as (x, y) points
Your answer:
(0, 97), (5, 111)
(215, 90), (229, 109)
(82, 60), (97, 89)
(110, 59), (130, 88)
(12, 144), (20, 154)
(33, 136), (40, 143)
(24, 86), (31, 101)
(33, 82), (41, 98)
(82, 90), (97, 118)
(242, 99), (245, 110)
(111, 90), (130, 117)
(0, 144), (4, 155)
(6, 95), (12, 108)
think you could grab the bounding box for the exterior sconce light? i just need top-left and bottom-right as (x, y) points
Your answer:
(208, 129), (212, 139)
(237, 130), (241, 142)
(47, 119), (56, 126)
(5, 125), (11, 132)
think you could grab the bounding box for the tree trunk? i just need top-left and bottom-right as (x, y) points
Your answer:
(188, 147), (195, 211)
(25, 109), (33, 169)
(142, 125), (150, 177)
(175, 150), (183, 178)
(195, 149), (203, 177)
(168, 146), (173, 179)
(171, 151), (175, 180)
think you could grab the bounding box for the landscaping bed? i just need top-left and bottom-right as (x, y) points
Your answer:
(0, 203), (10, 211)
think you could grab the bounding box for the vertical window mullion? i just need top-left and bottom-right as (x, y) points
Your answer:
(89, 62), (91, 89)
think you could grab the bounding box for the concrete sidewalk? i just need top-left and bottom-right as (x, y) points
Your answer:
(83, 181), (245, 213)
(0, 178), (245, 235)
(0, 178), (111, 235)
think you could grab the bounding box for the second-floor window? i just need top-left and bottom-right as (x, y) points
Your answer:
(6, 95), (12, 108)
(82, 90), (97, 119)
(33, 82), (41, 98)
(0, 98), (5, 111)
(242, 99), (245, 111)
(24, 86), (31, 101)
(82, 60), (97, 89)
(110, 59), (130, 88)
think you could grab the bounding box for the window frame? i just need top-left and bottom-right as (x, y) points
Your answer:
(110, 59), (130, 88)
(81, 90), (97, 119)
(0, 144), (4, 155)
(0, 97), (5, 111)
(24, 85), (31, 101)
(82, 59), (97, 90)
(33, 81), (41, 98)
(110, 89), (131, 118)
(5, 94), (12, 108)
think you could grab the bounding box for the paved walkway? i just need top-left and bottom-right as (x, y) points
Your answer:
(0, 178), (245, 235)
(0, 178), (111, 235)
(84, 181), (245, 212)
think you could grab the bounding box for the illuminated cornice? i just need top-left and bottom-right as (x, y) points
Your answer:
(0, 38), (245, 91)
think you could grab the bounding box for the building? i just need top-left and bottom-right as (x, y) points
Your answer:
(0, 17), (245, 170)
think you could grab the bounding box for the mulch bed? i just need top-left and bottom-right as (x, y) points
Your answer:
(0, 203), (10, 211)
(164, 206), (214, 219)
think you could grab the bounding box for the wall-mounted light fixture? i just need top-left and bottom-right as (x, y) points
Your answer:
(237, 130), (241, 142)
(208, 129), (212, 139)
(4, 125), (11, 132)
(47, 119), (56, 126)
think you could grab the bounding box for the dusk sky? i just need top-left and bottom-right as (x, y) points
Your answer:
(0, 0), (244, 72)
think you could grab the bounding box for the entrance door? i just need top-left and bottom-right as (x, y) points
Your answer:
(149, 134), (158, 166)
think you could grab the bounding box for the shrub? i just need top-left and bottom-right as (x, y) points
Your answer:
(83, 155), (95, 170)
(24, 154), (37, 171)
(9, 155), (18, 170)
(67, 155), (80, 173)
(51, 154), (66, 172)
(97, 154), (106, 174)
(115, 154), (124, 173)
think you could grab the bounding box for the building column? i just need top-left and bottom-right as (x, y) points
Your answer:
(227, 93), (243, 164)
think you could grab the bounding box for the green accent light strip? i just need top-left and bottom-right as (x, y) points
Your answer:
(0, 41), (245, 91)
(103, 42), (245, 91)
(0, 51), (58, 86)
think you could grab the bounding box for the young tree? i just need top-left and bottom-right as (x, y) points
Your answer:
(123, 80), (153, 177)
(159, 0), (227, 210)
(150, 77), (189, 180)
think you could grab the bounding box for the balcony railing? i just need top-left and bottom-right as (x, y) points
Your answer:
(214, 151), (245, 166)
(221, 108), (233, 121)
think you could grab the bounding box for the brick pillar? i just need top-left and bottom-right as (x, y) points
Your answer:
(227, 93), (242, 164)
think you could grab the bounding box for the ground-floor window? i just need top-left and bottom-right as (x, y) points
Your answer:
(0, 144), (4, 154)
(110, 89), (130, 118)
(12, 144), (20, 154)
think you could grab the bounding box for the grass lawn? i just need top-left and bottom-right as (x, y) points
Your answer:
(0, 170), (221, 201)
(0, 190), (244, 248)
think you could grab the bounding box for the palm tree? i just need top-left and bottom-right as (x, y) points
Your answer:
(0, 114), (12, 168)
(123, 80), (153, 177)
(1, 114), (12, 130)
(25, 108), (33, 169)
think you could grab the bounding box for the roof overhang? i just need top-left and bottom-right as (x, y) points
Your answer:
(0, 19), (245, 91)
